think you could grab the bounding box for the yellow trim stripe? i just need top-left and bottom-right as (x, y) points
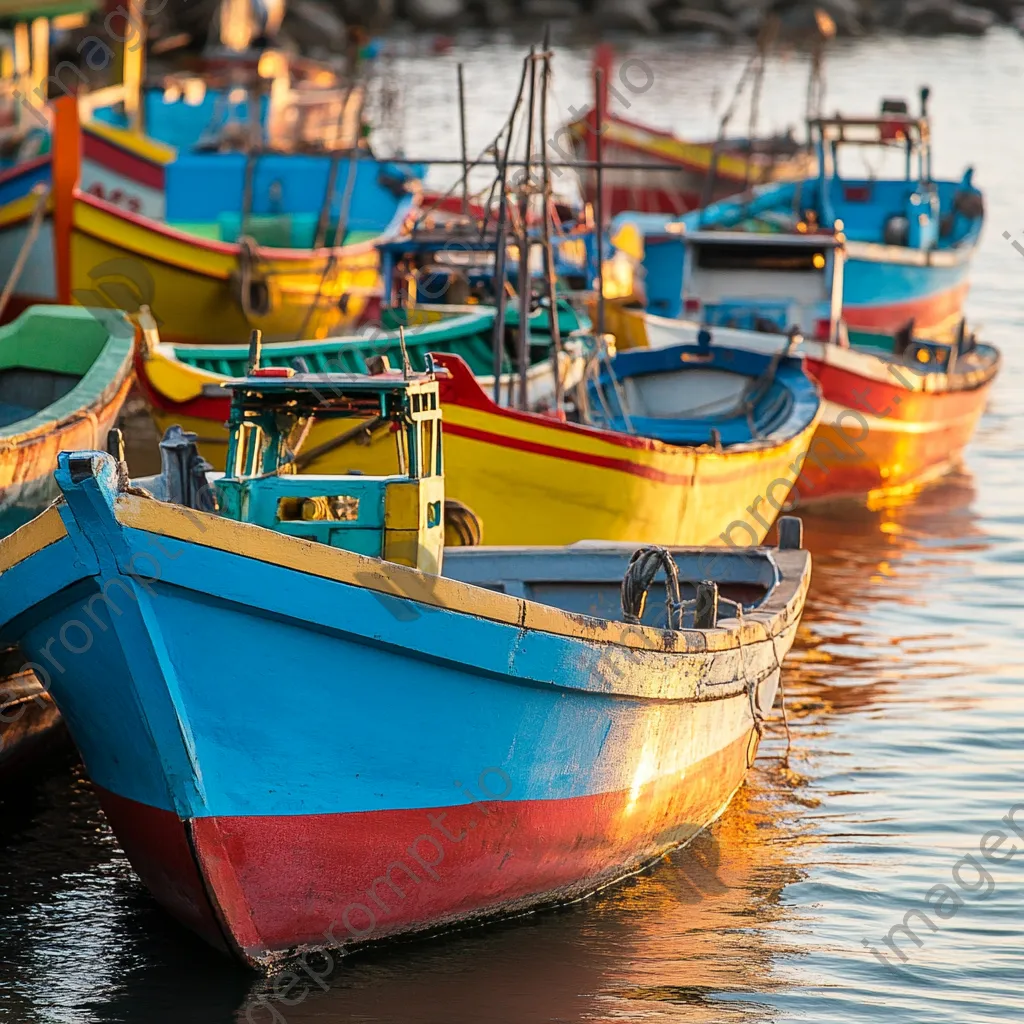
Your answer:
(73, 198), (237, 279)
(0, 506), (68, 574)
(114, 495), (765, 653)
(84, 120), (178, 165)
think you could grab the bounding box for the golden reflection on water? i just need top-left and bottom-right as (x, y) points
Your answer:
(229, 473), (990, 1024)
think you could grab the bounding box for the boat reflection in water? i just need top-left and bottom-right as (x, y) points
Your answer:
(789, 468), (985, 720)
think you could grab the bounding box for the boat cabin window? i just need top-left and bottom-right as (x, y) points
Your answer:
(816, 120), (927, 183)
(685, 239), (833, 310)
(234, 422), (263, 478)
(695, 242), (829, 272)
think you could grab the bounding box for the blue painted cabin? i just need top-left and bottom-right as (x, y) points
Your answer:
(615, 95), (983, 335)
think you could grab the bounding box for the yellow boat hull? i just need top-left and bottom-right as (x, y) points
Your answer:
(138, 343), (821, 548)
(70, 192), (390, 343)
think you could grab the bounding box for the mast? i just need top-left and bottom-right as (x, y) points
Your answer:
(123, 0), (145, 133)
(517, 46), (537, 411)
(539, 28), (564, 417)
(594, 64), (607, 344)
(491, 55), (530, 404)
(457, 63), (470, 216)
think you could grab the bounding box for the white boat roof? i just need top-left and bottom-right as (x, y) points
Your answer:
(683, 230), (843, 249)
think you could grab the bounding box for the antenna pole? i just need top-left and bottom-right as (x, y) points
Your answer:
(517, 46), (537, 410)
(457, 63), (470, 216)
(247, 328), (263, 374)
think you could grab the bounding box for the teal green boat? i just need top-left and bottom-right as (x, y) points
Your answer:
(0, 305), (135, 536)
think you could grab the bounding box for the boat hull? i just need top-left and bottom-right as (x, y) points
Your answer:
(0, 311), (135, 534)
(569, 111), (813, 217)
(98, 728), (755, 963)
(0, 459), (809, 967)
(70, 191), (399, 344)
(636, 312), (998, 504)
(0, 164), (58, 324)
(842, 246), (973, 336)
(0, 123), (419, 341)
(135, 350), (821, 547)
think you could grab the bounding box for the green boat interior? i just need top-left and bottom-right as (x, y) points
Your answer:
(0, 307), (130, 436)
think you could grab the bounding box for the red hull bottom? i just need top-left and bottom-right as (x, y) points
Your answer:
(792, 416), (980, 504)
(95, 729), (756, 968)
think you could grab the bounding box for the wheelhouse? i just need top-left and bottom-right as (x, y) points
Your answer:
(216, 357), (446, 573)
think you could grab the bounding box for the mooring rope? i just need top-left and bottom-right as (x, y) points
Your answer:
(0, 184), (49, 322)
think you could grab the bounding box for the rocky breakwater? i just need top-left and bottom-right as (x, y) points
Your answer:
(346, 0), (1024, 37)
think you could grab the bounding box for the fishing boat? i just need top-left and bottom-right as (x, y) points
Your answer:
(646, 93), (985, 336)
(3, 0), (368, 221)
(133, 317), (820, 545)
(0, 96), (422, 338)
(133, 306), (588, 464)
(606, 227), (1001, 505)
(0, 304), (134, 534)
(0, 361), (811, 967)
(567, 47), (814, 217)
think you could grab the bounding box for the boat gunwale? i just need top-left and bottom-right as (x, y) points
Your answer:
(73, 183), (421, 265)
(0, 505), (68, 575)
(637, 309), (1001, 397)
(431, 352), (823, 461)
(592, 343), (823, 453)
(132, 346), (822, 471)
(161, 310), (497, 364)
(105, 489), (811, 660)
(0, 154), (51, 190)
(567, 109), (808, 182)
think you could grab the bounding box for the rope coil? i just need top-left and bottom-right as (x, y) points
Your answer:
(620, 549), (748, 631)
(620, 546), (684, 630)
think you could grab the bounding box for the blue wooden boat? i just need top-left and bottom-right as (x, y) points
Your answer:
(587, 340), (821, 454)
(0, 358), (811, 968)
(619, 94), (983, 337)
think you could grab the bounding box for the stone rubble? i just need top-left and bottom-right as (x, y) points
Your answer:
(339, 0), (1024, 37)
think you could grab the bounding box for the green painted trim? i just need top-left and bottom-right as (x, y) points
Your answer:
(175, 309), (507, 377)
(0, 0), (98, 24)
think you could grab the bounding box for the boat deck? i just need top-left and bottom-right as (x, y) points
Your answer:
(443, 546), (776, 629)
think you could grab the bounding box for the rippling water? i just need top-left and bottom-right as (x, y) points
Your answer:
(3, 30), (1024, 1024)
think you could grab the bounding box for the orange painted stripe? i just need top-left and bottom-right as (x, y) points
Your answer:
(52, 95), (81, 305)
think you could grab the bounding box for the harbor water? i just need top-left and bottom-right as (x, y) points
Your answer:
(2, 29), (1024, 1024)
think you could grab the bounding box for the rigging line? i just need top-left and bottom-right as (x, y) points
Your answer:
(412, 117), (518, 230)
